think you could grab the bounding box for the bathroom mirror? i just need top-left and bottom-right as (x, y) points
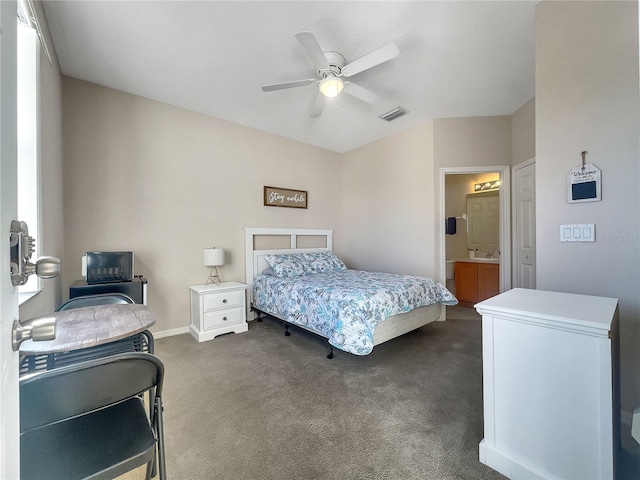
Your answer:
(466, 191), (500, 255)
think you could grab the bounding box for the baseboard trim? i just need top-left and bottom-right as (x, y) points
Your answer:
(479, 440), (549, 479)
(152, 326), (190, 339)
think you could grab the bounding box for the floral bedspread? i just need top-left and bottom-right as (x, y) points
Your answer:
(253, 270), (458, 355)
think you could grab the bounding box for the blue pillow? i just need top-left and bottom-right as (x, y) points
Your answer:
(264, 251), (346, 277)
(264, 254), (307, 277)
(302, 252), (346, 274)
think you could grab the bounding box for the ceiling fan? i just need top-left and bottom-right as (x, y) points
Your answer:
(261, 32), (400, 118)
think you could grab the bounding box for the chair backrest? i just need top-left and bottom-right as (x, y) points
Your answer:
(56, 293), (135, 311)
(20, 352), (164, 432)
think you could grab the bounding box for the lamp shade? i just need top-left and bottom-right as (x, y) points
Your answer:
(203, 248), (225, 267)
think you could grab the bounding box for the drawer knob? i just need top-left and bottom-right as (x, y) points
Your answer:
(223, 316), (227, 321)
(223, 299), (228, 304)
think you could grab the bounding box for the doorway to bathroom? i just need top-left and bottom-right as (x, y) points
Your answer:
(439, 166), (511, 305)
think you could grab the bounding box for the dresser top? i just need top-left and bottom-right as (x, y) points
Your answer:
(475, 288), (618, 332)
(190, 281), (247, 293)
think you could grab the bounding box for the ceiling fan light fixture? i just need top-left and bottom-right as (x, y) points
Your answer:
(319, 75), (344, 98)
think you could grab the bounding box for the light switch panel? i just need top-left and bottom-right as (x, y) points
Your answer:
(560, 224), (595, 242)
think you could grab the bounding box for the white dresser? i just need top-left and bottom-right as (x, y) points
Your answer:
(475, 288), (620, 480)
(189, 282), (248, 342)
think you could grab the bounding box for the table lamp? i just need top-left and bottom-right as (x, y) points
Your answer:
(203, 247), (225, 285)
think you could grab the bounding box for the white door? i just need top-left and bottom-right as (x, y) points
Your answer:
(512, 159), (536, 289)
(0, 1), (21, 477)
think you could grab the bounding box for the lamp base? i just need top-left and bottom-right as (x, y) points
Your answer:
(205, 266), (222, 286)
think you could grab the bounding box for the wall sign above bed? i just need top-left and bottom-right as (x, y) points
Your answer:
(264, 186), (308, 209)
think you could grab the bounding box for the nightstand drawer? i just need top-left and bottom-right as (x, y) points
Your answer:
(203, 308), (243, 329)
(203, 290), (243, 312)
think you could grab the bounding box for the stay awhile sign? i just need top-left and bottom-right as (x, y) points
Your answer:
(264, 186), (308, 209)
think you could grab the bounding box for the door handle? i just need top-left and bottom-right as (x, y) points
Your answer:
(12, 315), (56, 351)
(10, 220), (60, 286)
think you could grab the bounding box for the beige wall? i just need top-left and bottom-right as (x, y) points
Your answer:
(536, 1), (639, 418)
(62, 77), (342, 333)
(339, 116), (512, 284)
(59, 80), (521, 336)
(19, 1), (65, 321)
(21, 4), (530, 332)
(340, 122), (436, 277)
(511, 97), (535, 165)
(433, 116), (512, 282)
(434, 116), (512, 170)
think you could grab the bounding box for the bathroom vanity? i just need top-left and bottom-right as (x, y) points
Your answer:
(454, 259), (499, 307)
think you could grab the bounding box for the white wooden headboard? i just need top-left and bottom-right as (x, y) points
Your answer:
(243, 227), (334, 320)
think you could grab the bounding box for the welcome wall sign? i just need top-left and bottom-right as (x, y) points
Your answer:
(567, 151), (601, 204)
(264, 186), (308, 209)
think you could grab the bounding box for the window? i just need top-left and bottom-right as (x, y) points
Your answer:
(17, 8), (41, 299)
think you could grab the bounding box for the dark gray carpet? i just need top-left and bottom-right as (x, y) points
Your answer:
(155, 305), (506, 479)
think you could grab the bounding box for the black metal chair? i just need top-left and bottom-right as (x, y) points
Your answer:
(20, 352), (166, 480)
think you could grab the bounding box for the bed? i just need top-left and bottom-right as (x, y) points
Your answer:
(244, 227), (457, 357)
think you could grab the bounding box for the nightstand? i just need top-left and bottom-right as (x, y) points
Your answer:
(189, 282), (248, 342)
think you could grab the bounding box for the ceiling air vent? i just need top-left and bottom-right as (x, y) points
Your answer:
(379, 106), (409, 122)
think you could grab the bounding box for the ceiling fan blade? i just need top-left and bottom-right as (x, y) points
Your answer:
(310, 91), (326, 118)
(342, 42), (400, 77)
(262, 79), (316, 92)
(295, 31), (330, 71)
(343, 82), (382, 105)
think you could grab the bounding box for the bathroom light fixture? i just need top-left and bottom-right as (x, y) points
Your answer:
(319, 75), (344, 98)
(203, 247), (225, 285)
(474, 180), (501, 192)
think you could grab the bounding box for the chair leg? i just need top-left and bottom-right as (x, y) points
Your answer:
(148, 389), (158, 478)
(145, 459), (153, 480)
(156, 397), (167, 480)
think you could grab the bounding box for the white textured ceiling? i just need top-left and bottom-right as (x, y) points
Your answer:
(42, 1), (536, 153)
